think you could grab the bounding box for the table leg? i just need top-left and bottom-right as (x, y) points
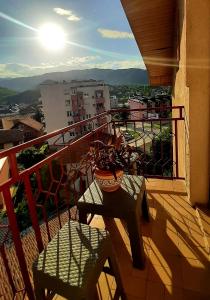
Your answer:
(126, 213), (145, 269)
(78, 209), (87, 224)
(142, 191), (149, 222)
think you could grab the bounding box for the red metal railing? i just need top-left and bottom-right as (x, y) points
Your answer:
(0, 107), (184, 299)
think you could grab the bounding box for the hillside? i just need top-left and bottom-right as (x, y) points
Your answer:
(0, 87), (17, 103)
(4, 89), (40, 104)
(0, 68), (148, 92)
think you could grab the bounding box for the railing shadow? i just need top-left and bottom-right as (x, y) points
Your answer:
(99, 185), (210, 299)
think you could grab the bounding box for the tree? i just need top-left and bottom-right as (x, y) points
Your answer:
(120, 105), (130, 121)
(33, 108), (44, 123)
(10, 145), (49, 231)
(17, 144), (48, 169)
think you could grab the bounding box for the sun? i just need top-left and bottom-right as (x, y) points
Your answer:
(38, 23), (66, 51)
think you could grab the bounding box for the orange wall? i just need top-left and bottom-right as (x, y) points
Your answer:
(173, 0), (210, 205)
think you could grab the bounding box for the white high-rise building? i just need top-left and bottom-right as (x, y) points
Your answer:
(40, 80), (110, 141)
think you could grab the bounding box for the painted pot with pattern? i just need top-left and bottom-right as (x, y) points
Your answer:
(94, 168), (124, 192)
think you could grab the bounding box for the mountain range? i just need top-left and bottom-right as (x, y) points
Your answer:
(0, 68), (148, 92)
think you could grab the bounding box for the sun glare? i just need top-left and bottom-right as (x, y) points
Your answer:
(38, 23), (66, 51)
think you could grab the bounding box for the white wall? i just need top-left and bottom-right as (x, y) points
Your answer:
(40, 81), (110, 144)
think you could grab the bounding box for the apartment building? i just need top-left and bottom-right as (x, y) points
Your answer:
(40, 79), (110, 141)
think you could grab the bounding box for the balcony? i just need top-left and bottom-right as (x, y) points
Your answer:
(96, 97), (105, 105)
(0, 107), (209, 300)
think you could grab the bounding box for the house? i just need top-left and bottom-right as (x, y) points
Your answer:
(0, 129), (24, 150)
(1, 116), (44, 142)
(128, 98), (147, 119)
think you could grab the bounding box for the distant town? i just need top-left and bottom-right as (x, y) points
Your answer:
(0, 80), (171, 150)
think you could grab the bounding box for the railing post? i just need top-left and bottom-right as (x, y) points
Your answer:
(112, 121), (116, 137)
(2, 188), (35, 300)
(179, 106), (183, 119)
(9, 153), (19, 181)
(174, 119), (179, 178)
(23, 174), (44, 253)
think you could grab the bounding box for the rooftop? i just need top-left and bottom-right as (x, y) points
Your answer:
(2, 116), (43, 131)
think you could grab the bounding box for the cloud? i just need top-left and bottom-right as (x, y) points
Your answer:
(53, 8), (71, 16)
(0, 57), (145, 78)
(97, 28), (134, 39)
(87, 59), (145, 70)
(66, 15), (80, 22)
(0, 56), (101, 77)
(53, 7), (81, 22)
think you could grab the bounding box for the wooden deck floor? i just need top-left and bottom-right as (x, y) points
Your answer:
(55, 179), (210, 300)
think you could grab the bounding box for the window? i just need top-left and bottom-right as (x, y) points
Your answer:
(68, 121), (73, 126)
(65, 100), (70, 106)
(95, 90), (103, 98)
(69, 132), (75, 137)
(64, 89), (69, 95)
(67, 111), (72, 117)
(71, 88), (76, 95)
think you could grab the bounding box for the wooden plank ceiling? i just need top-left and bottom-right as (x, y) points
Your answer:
(121, 0), (176, 85)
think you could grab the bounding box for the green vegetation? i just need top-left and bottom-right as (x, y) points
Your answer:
(33, 108), (44, 123)
(0, 87), (40, 105)
(0, 87), (17, 103)
(110, 85), (171, 102)
(126, 129), (140, 139)
(0, 145), (65, 232)
(5, 89), (40, 104)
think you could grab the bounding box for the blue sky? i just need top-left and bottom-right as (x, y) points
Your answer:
(0, 0), (144, 77)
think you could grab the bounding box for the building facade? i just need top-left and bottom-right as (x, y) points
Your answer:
(128, 98), (147, 120)
(110, 95), (118, 108)
(40, 80), (110, 140)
